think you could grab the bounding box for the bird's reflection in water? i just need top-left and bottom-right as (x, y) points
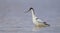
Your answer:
(32, 25), (49, 31)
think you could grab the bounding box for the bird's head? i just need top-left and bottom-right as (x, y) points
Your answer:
(29, 7), (34, 11)
(24, 7), (34, 13)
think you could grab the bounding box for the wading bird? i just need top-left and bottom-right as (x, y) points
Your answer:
(25, 7), (50, 27)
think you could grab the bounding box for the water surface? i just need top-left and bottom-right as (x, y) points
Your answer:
(0, 0), (60, 33)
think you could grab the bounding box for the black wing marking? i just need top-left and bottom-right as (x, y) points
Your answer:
(36, 18), (39, 20)
(36, 17), (44, 22)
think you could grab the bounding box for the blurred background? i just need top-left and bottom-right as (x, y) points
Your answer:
(0, 0), (60, 33)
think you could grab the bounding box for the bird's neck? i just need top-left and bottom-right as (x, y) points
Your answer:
(31, 9), (36, 18)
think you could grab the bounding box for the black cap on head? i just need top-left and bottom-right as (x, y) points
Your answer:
(29, 7), (34, 10)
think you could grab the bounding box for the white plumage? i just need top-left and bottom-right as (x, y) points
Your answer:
(26, 7), (50, 27)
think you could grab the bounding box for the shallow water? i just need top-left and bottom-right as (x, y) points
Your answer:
(0, 10), (60, 33)
(0, 0), (60, 33)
